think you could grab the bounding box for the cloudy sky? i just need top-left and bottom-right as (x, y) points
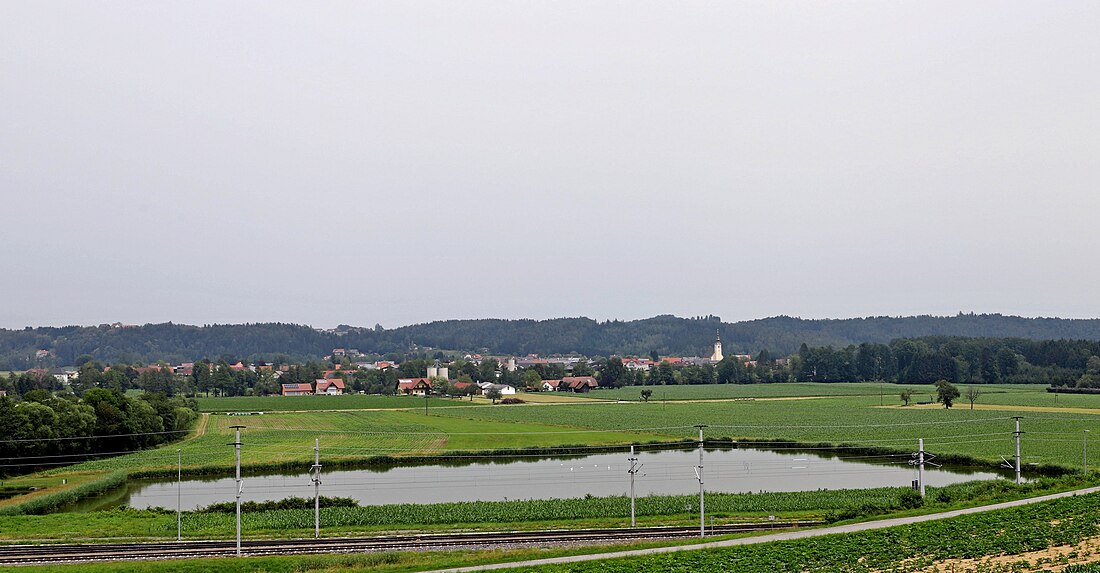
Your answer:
(2, 1), (1098, 329)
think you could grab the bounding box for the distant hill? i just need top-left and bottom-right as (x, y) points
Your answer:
(4, 313), (1100, 368)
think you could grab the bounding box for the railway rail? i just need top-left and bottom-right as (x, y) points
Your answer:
(0, 521), (820, 565)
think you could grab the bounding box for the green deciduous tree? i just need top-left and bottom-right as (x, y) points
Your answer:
(935, 379), (960, 409)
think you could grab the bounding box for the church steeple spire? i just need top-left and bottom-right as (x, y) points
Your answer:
(710, 329), (723, 362)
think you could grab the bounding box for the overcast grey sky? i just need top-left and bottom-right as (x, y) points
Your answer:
(2, 2), (1098, 329)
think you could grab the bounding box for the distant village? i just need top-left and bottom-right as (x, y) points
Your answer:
(10, 333), (789, 399)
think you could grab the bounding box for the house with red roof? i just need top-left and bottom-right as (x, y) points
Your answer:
(281, 383), (313, 396)
(397, 377), (433, 396)
(133, 365), (169, 375)
(558, 376), (598, 393)
(540, 379), (562, 392)
(315, 379), (345, 395)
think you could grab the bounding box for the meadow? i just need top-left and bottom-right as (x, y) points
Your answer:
(41, 409), (675, 478)
(429, 385), (1100, 472)
(2, 382), (1099, 545)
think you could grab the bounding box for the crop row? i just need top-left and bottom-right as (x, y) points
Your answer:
(508, 491), (1100, 572)
(169, 487), (910, 533)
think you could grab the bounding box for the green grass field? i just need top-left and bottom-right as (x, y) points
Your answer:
(430, 387), (1099, 471)
(2, 382), (1099, 548)
(46, 409), (674, 478)
(589, 382), (932, 401)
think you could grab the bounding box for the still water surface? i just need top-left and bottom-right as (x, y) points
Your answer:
(69, 447), (1010, 512)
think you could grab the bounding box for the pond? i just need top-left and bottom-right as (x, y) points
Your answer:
(65, 446), (1012, 512)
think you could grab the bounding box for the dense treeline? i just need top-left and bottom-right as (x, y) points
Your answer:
(794, 337), (1100, 386)
(0, 388), (197, 475)
(5, 314), (1100, 368)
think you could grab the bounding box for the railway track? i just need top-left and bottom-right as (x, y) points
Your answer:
(0, 521), (821, 565)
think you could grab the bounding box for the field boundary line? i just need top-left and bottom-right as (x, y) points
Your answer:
(421, 486), (1100, 573)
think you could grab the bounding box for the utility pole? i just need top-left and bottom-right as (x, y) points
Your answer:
(174, 446), (181, 541)
(917, 438), (925, 498)
(909, 439), (937, 496)
(229, 425), (245, 556)
(627, 445), (642, 527)
(1012, 417), (1023, 485)
(177, 449), (182, 542)
(1085, 430), (1090, 477)
(311, 438), (322, 538)
(694, 425), (707, 538)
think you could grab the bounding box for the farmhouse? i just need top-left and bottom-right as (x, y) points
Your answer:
(559, 376), (598, 393)
(540, 379), (562, 392)
(281, 383), (313, 396)
(315, 379), (345, 395)
(477, 382), (516, 396)
(397, 377), (433, 396)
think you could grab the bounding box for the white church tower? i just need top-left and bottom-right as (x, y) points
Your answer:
(709, 330), (723, 362)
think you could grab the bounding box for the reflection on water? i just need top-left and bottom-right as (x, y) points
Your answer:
(65, 446), (1012, 512)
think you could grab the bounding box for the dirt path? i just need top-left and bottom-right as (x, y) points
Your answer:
(422, 486), (1100, 573)
(181, 413), (209, 442)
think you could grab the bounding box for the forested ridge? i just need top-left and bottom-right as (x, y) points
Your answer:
(5, 313), (1100, 368)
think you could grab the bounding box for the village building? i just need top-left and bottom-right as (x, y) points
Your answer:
(281, 383), (313, 396)
(397, 377), (433, 396)
(558, 376), (598, 393)
(710, 330), (724, 362)
(476, 382), (516, 396)
(315, 379), (345, 395)
(540, 379), (562, 392)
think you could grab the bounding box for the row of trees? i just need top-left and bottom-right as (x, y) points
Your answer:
(0, 389), (198, 474)
(794, 338), (1100, 386)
